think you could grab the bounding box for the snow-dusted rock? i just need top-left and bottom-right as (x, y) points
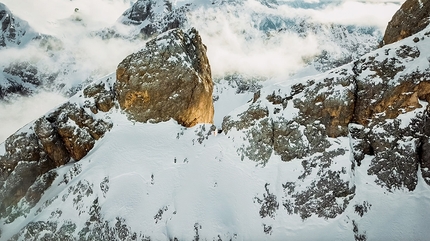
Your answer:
(116, 28), (214, 127)
(119, 0), (189, 38)
(0, 79), (113, 220)
(224, 24), (430, 192)
(2, 2), (430, 240)
(382, 0), (430, 45)
(0, 3), (36, 48)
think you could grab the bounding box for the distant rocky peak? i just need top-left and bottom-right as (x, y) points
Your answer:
(116, 28), (214, 127)
(120, 0), (169, 25)
(0, 3), (36, 48)
(382, 0), (430, 46)
(119, 0), (188, 38)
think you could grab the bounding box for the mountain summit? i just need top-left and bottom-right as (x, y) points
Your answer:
(1, 1), (430, 240)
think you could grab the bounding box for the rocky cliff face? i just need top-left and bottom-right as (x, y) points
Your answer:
(116, 28), (214, 127)
(0, 78), (114, 221)
(382, 0), (430, 45)
(223, 25), (430, 191)
(0, 27), (214, 225)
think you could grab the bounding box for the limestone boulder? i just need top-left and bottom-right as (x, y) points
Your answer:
(116, 28), (214, 127)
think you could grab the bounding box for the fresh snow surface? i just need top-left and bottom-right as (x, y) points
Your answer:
(4, 113), (430, 240)
(2, 71), (430, 240)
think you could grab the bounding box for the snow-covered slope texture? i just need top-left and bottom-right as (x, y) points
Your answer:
(1, 22), (430, 240)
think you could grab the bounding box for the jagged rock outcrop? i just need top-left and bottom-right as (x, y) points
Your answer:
(0, 3), (67, 100)
(1, 2), (430, 239)
(223, 24), (430, 201)
(0, 79), (113, 220)
(382, 0), (430, 45)
(116, 28), (214, 127)
(0, 25), (215, 222)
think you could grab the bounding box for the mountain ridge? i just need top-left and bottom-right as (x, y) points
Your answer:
(1, 0), (430, 240)
(0, 0), (386, 100)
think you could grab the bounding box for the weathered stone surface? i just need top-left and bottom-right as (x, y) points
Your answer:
(83, 82), (115, 113)
(34, 118), (69, 167)
(222, 67), (354, 164)
(382, 0), (430, 45)
(0, 161), (39, 218)
(116, 28), (214, 127)
(0, 100), (112, 219)
(418, 107), (430, 185)
(348, 42), (430, 191)
(223, 26), (430, 196)
(352, 51), (430, 125)
(48, 102), (112, 160)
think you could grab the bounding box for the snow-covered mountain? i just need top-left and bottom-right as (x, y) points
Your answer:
(3, 0), (430, 240)
(0, 0), (400, 144)
(1, 0), (430, 239)
(0, 0), (394, 102)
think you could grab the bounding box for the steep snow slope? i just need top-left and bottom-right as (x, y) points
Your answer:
(2, 22), (430, 240)
(4, 109), (429, 240)
(0, 3), (37, 48)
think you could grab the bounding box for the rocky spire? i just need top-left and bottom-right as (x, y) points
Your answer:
(116, 28), (214, 127)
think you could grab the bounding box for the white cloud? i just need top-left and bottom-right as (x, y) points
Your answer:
(189, 0), (401, 78)
(0, 92), (67, 143)
(302, 1), (403, 31)
(2, 0), (133, 35)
